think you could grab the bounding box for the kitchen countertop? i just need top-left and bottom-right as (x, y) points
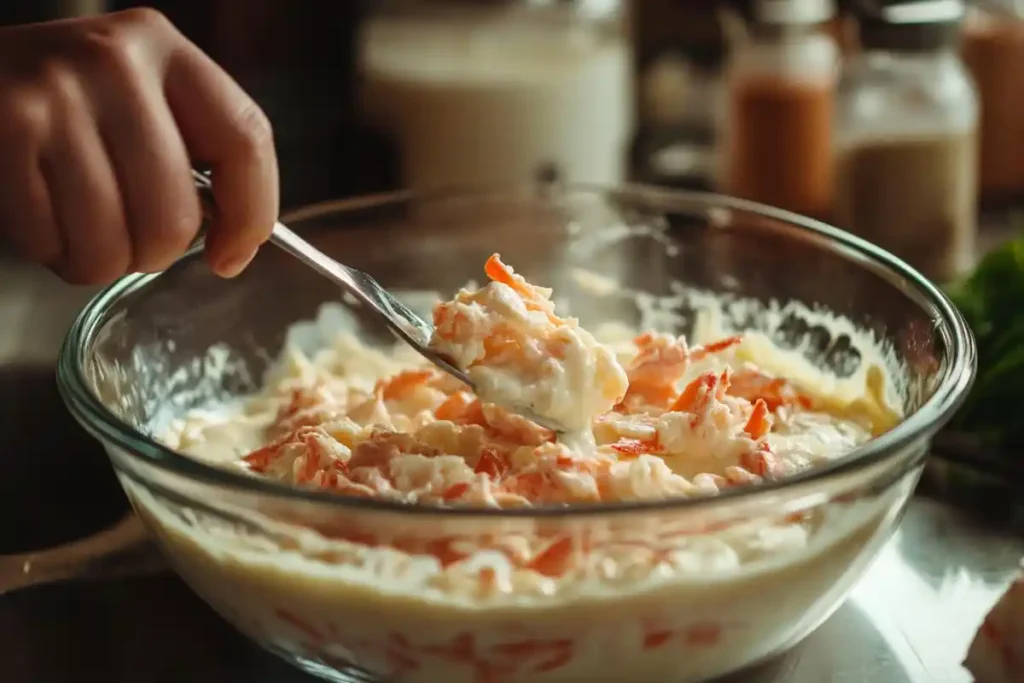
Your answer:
(834, 498), (1022, 683)
(0, 255), (99, 366)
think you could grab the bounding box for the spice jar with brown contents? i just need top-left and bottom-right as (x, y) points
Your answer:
(961, 3), (1024, 207)
(717, 0), (839, 218)
(835, 0), (978, 284)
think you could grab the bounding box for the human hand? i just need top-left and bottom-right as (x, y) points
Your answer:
(0, 8), (279, 284)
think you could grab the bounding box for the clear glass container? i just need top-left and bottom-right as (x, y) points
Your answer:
(716, 0), (839, 219)
(835, 2), (978, 283)
(358, 0), (633, 191)
(58, 184), (973, 683)
(630, 2), (724, 190)
(961, 1), (1024, 207)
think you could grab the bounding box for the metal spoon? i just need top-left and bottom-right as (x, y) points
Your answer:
(191, 170), (564, 433)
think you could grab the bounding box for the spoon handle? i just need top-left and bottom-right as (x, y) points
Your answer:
(190, 170), (365, 291)
(268, 223), (365, 298)
(190, 170), (434, 349)
(268, 224), (434, 348)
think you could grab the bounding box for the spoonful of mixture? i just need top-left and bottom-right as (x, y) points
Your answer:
(429, 254), (629, 439)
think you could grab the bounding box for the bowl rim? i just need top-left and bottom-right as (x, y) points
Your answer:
(57, 183), (977, 519)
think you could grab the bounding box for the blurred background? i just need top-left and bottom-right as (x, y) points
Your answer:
(3, 0), (1021, 284)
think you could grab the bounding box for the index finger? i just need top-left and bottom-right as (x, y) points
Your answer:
(163, 39), (278, 277)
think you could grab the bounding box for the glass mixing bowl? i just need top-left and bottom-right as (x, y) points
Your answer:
(58, 185), (974, 683)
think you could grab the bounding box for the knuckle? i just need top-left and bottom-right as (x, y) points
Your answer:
(35, 58), (76, 95)
(111, 7), (175, 35)
(0, 90), (50, 143)
(160, 205), (203, 255)
(8, 225), (61, 266)
(77, 30), (141, 77)
(27, 235), (62, 265)
(135, 202), (202, 271)
(78, 8), (176, 75)
(59, 253), (128, 285)
(231, 102), (275, 157)
(33, 58), (86, 113)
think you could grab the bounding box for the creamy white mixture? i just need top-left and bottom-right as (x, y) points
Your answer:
(138, 254), (907, 683)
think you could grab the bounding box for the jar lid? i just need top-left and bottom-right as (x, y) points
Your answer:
(750, 0), (837, 25)
(855, 0), (966, 51)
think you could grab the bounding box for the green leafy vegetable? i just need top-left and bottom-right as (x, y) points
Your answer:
(946, 230), (1024, 445)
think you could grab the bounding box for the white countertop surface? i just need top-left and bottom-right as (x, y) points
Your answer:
(730, 498), (1021, 683)
(0, 256), (99, 365)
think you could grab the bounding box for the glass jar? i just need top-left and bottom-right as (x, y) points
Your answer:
(835, 0), (978, 284)
(358, 0), (633, 192)
(717, 0), (839, 219)
(961, 2), (1024, 208)
(630, 1), (725, 189)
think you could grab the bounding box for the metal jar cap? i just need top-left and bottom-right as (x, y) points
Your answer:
(756, 0), (837, 24)
(855, 0), (966, 51)
(739, 0), (837, 25)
